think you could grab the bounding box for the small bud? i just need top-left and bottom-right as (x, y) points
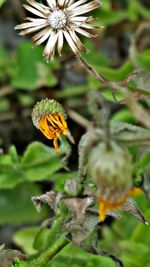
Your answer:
(88, 141), (133, 221)
(32, 98), (67, 129)
(32, 99), (68, 154)
(64, 179), (83, 197)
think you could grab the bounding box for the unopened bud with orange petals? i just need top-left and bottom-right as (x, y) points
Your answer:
(88, 141), (133, 221)
(32, 98), (68, 154)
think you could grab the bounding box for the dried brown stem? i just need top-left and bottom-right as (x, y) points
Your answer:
(79, 57), (150, 128)
(0, 86), (15, 97)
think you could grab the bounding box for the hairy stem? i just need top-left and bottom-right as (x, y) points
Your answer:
(78, 56), (150, 128)
(27, 235), (69, 267)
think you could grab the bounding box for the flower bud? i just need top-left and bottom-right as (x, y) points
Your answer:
(32, 98), (67, 129)
(32, 98), (67, 154)
(64, 179), (83, 197)
(88, 141), (133, 221)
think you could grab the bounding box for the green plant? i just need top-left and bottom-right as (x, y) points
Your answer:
(0, 0), (150, 267)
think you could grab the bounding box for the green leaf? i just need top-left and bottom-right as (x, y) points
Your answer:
(18, 94), (34, 107)
(9, 145), (20, 164)
(52, 171), (78, 191)
(112, 212), (138, 239)
(0, 167), (26, 190)
(127, 0), (139, 21)
(139, 5), (150, 20)
(96, 10), (127, 26)
(0, 183), (46, 225)
(0, 0), (5, 7)
(136, 50), (150, 71)
(13, 227), (39, 254)
(0, 142), (63, 189)
(119, 240), (150, 267)
(84, 40), (110, 67)
(111, 109), (135, 123)
(12, 259), (28, 267)
(46, 244), (115, 267)
(101, 90), (124, 101)
(0, 146), (25, 189)
(130, 46), (150, 72)
(21, 142), (62, 181)
(97, 61), (133, 81)
(131, 209), (150, 245)
(56, 85), (89, 98)
(11, 42), (57, 90)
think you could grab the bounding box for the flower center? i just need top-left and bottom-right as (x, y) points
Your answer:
(48, 10), (67, 29)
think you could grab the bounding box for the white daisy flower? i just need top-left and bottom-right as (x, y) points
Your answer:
(15, 0), (101, 60)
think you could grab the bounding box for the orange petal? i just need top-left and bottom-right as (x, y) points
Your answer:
(53, 137), (59, 154)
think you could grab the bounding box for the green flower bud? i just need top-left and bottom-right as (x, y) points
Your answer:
(88, 141), (132, 201)
(32, 98), (67, 129)
(31, 98), (68, 154)
(88, 141), (133, 221)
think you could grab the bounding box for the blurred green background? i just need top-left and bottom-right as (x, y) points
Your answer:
(0, 0), (150, 266)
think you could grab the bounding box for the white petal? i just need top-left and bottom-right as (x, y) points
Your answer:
(46, 0), (56, 9)
(34, 29), (52, 45)
(74, 22), (95, 29)
(25, 17), (49, 23)
(15, 20), (47, 30)
(69, 30), (87, 53)
(66, 0), (75, 5)
(63, 30), (79, 55)
(23, 4), (46, 18)
(75, 27), (94, 38)
(70, 16), (93, 22)
(67, 0), (88, 10)
(19, 24), (47, 36)
(26, 0), (50, 14)
(43, 31), (58, 60)
(32, 28), (49, 41)
(57, 30), (64, 55)
(69, 0), (100, 16)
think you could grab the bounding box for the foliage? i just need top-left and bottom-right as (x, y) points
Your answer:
(0, 0), (150, 267)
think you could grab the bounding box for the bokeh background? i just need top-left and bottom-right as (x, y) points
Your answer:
(0, 0), (150, 266)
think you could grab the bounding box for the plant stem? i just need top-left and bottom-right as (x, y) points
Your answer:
(27, 235), (69, 267)
(78, 56), (150, 128)
(42, 215), (64, 250)
(67, 108), (93, 130)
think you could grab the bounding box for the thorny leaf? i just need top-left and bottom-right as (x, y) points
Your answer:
(32, 191), (57, 212)
(62, 197), (98, 244)
(111, 122), (150, 145)
(32, 188), (121, 245)
(120, 197), (148, 225)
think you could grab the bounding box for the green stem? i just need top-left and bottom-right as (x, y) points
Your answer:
(43, 215), (64, 250)
(27, 235), (69, 267)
